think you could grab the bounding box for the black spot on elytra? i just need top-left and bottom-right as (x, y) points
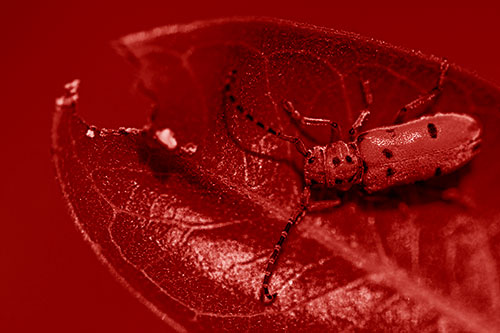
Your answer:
(345, 155), (353, 163)
(332, 157), (341, 166)
(229, 95), (236, 103)
(427, 123), (438, 138)
(382, 148), (393, 159)
(267, 128), (276, 135)
(363, 161), (368, 173)
(386, 168), (395, 177)
(256, 121), (265, 129)
(335, 178), (343, 184)
(245, 114), (254, 121)
(435, 167), (442, 176)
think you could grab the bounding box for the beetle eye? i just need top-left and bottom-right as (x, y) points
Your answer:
(308, 157), (315, 164)
(345, 155), (353, 163)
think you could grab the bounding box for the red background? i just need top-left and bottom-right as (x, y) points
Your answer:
(3, 2), (499, 332)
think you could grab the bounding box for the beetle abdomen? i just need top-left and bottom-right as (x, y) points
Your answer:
(357, 113), (481, 193)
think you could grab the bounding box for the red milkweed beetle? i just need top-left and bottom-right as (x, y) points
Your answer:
(222, 59), (482, 304)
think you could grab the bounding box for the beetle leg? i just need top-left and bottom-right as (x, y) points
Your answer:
(307, 193), (342, 212)
(348, 79), (373, 139)
(307, 185), (344, 211)
(441, 188), (477, 210)
(275, 132), (310, 158)
(393, 59), (450, 123)
(282, 100), (341, 143)
(349, 109), (371, 139)
(261, 186), (311, 304)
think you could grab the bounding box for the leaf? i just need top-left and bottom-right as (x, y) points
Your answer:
(52, 18), (500, 332)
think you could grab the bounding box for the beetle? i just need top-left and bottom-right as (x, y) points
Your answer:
(222, 60), (482, 304)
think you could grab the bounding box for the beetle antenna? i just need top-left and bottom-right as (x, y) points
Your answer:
(260, 186), (311, 304)
(224, 70), (310, 158)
